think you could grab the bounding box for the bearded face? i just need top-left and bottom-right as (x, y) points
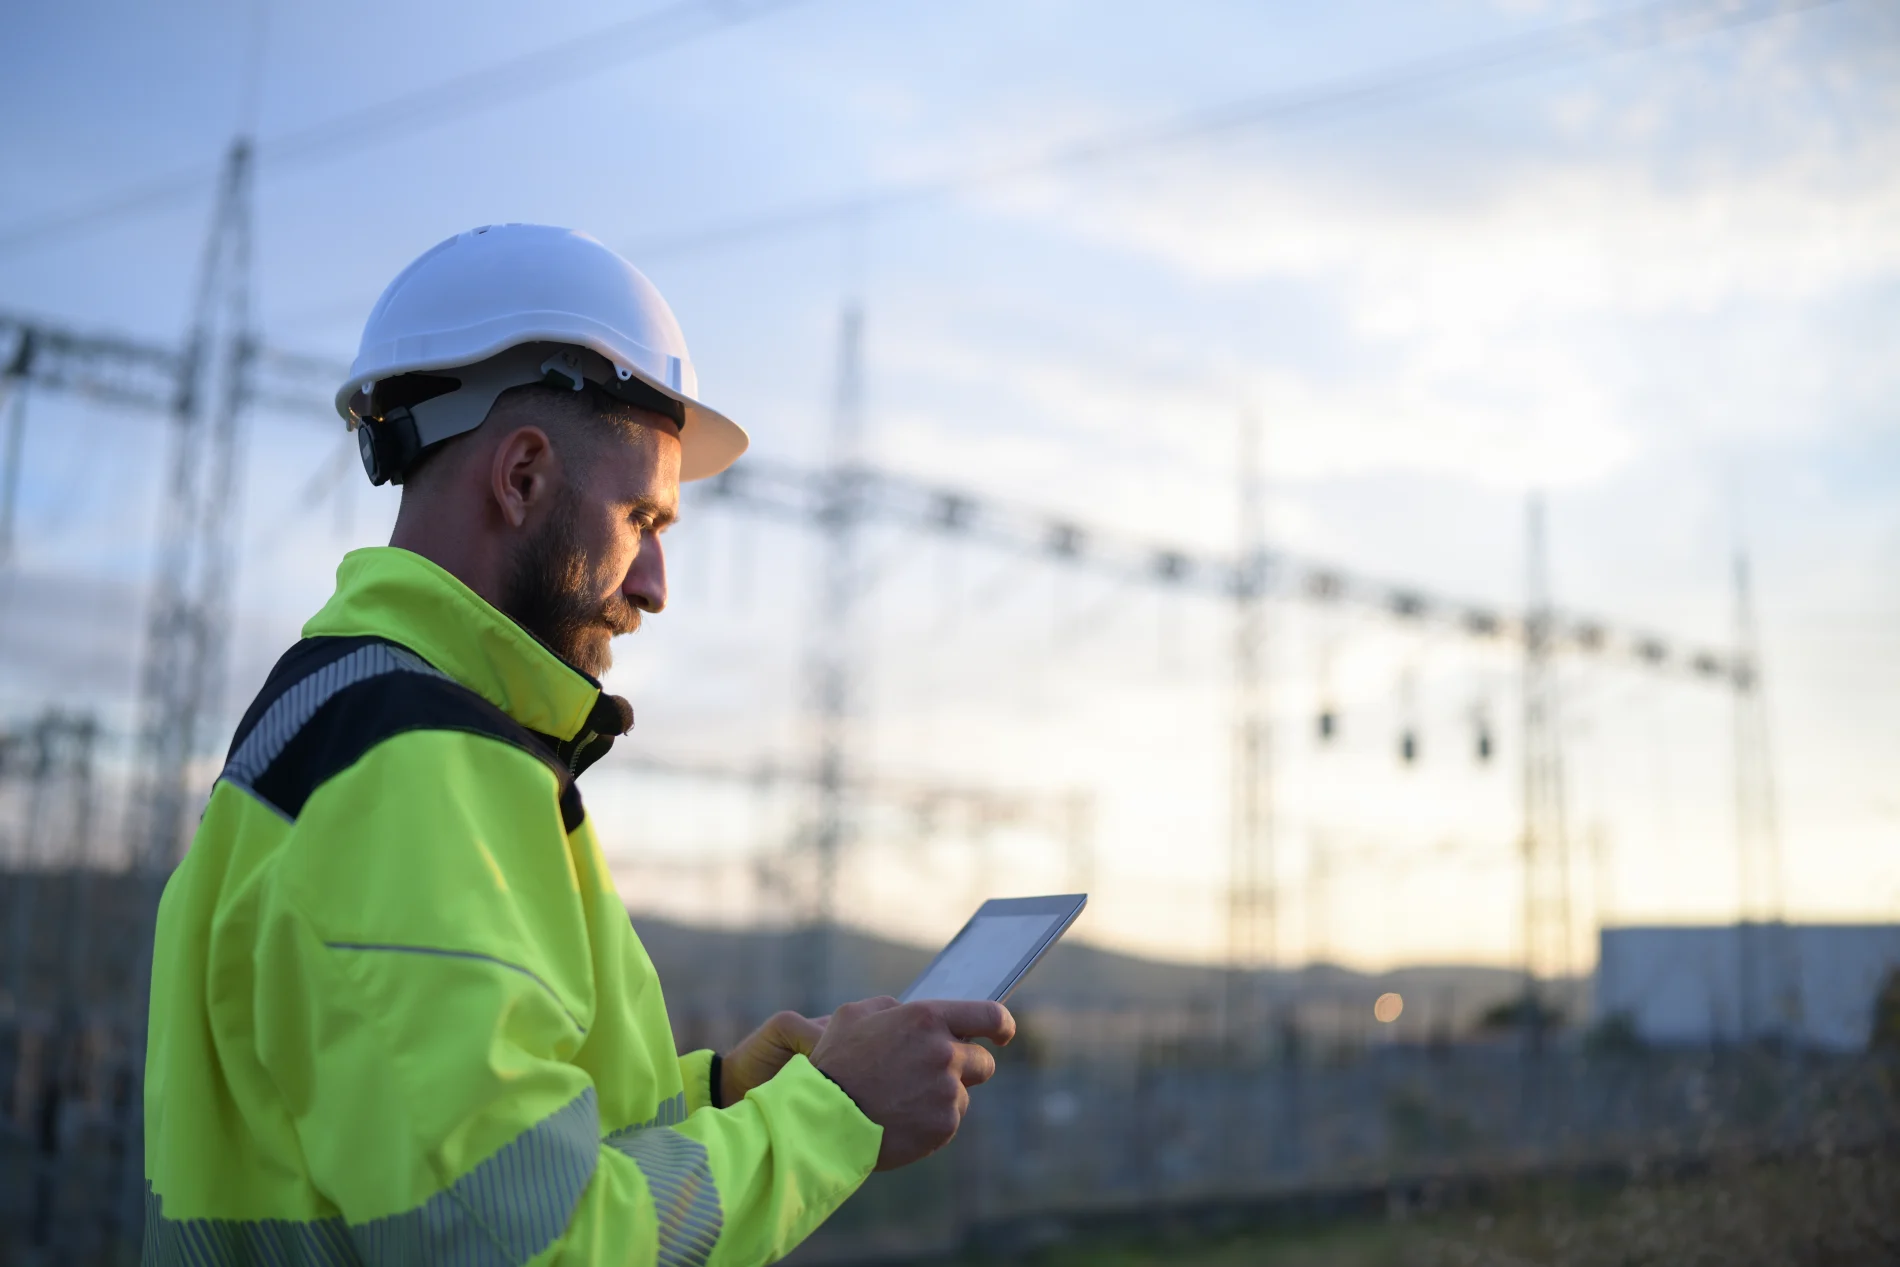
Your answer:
(499, 485), (644, 679)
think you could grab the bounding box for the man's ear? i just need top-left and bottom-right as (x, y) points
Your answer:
(490, 426), (556, 529)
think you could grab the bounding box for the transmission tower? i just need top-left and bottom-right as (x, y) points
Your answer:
(128, 137), (255, 874)
(1519, 494), (1573, 1051)
(1225, 408), (1273, 1051)
(112, 140), (254, 1238)
(0, 299), (1770, 1024)
(799, 301), (866, 1013)
(1732, 542), (1793, 1041)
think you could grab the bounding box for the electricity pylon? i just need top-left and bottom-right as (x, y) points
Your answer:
(1519, 495), (1574, 1053)
(130, 137), (255, 874)
(1732, 543), (1794, 1041)
(1225, 408), (1274, 1053)
(799, 301), (866, 1013)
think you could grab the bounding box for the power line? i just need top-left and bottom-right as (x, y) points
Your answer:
(617, 0), (1848, 261)
(0, 303), (1764, 684)
(0, 0), (816, 258)
(1, 0), (1845, 267)
(0, 305), (1781, 1026)
(0, 302), (1767, 691)
(704, 455), (1753, 684)
(262, 0), (1860, 334)
(615, 747), (1089, 840)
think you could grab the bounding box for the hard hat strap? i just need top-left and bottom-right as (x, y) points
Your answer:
(355, 342), (686, 485)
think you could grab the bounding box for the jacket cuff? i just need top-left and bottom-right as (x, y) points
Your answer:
(679, 1048), (717, 1115)
(744, 1053), (882, 1186)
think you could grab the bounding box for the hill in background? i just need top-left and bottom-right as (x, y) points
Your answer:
(629, 910), (1583, 1055)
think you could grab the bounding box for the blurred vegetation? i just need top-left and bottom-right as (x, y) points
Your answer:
(1871, 968), (1900, 1056)
(1473, 997), (1566, 1035)
(1580, 1010), (1645, 1058)
(960, 1143), (1900, 1267)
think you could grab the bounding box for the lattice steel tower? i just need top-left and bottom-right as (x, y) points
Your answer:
(129, 138), (255, 874)
(799, 301), (866, 1013)
(1732, 543), (1793, 1040)
(1225, 408), (1274, 1051)
(1519, 494), (1573, 1049)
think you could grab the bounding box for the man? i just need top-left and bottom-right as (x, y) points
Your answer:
(142, 224), (1014, 1266)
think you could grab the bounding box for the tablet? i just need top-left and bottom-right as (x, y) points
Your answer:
(898, 894), (1087, 1004)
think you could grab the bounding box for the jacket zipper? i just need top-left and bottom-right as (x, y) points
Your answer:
(567, 731), (595, 774)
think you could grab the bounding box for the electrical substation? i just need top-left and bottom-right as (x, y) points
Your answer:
(0, 141), (1796, 1259)
(2, 0), (1893, 1259)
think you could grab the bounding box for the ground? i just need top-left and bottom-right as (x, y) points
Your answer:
(970, 1143), (1900, 1267)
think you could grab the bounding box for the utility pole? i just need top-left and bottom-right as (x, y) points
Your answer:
(1519, 495), (1572, 1053)
(1732, 540), (1792, 1042)
(1225, 408), (1273, 1055)
(800, 301), (866, 1014)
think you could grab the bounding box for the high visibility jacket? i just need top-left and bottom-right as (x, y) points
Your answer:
(144, 546), (880, 1266)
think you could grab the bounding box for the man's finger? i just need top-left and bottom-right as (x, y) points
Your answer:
(952, 1040), (997, 1088)
(927, 1000), (1016, 1045)
(770, 1011), (827, 1052)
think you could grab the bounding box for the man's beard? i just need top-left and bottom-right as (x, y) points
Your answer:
(500, 492), (641, 679)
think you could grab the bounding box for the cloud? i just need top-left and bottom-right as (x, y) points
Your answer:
(852, 40), (1900, 493)
(870, 295), (1640, 497)
(992, 133), (1900, 324)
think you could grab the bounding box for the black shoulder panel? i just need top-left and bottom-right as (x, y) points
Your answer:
(222, 636), (585, 831)
(226, 635), (388, 762)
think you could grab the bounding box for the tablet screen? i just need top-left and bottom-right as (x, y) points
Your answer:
(899, 895), (1086, 1003)
(906, 915), (1054, 1001)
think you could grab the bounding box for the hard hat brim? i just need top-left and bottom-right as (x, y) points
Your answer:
(676, 398), (748, 482)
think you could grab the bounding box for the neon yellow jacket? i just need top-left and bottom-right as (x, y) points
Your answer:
(144, 546), (880, 1266)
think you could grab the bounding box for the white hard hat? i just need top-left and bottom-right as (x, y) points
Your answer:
(335, 223), (747, 484)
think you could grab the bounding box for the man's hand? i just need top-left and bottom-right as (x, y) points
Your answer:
(720, 1011), (828, 1106)
(809, 996), (1016, 1171)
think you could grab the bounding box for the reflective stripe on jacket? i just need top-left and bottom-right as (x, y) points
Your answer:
(144, 546), (881, 1266)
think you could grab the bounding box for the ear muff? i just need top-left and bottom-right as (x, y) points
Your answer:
(355, 373), (465, 485)
(357, 408), (423, 486)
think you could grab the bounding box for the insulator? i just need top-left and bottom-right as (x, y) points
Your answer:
(1317, 710), (1336, 743)
(1400, 731), (1417, 764)
(1476, 729), (1493, 763)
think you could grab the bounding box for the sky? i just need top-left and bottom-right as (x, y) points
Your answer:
(1, 0), (1896, 972)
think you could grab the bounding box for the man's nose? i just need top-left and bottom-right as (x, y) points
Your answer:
(623, 531), (667, 614)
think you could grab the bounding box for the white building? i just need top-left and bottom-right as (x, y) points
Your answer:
(1596, 923), (1900, 1052)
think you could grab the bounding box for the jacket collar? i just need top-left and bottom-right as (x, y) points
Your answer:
(304, 547), (624, 750)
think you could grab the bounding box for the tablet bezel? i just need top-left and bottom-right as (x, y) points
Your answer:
(898, 893), (1088, 1004)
